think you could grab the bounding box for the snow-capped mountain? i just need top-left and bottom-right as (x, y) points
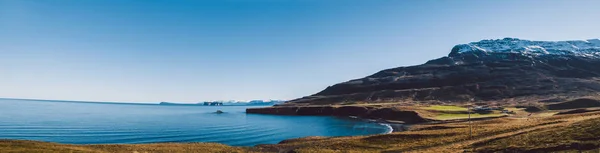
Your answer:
(451, 38), (600, 58)
(280, 38), (600, 106)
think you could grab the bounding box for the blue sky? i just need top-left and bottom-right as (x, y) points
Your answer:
(1, 0), (599, 103)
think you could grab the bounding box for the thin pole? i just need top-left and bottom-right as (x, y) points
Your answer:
(469, 104), (472, 139)
(468, 98), (473, 139)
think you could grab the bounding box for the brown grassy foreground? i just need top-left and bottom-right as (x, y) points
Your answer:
(3, 111), (600, 153)
(0, 140), (246, 153)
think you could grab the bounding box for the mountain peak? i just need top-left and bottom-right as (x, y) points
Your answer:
(450, 38), (600, 58)
(283, 38), (600, 106)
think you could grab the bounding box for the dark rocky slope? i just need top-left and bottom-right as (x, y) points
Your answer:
(246, 106), (427, 124)
(547, 98), (600, 110)
(283, 38), (600, 106)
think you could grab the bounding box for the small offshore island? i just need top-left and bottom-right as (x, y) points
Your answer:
(5, 38), (600, 152)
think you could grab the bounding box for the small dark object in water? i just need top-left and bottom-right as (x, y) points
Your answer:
(215, 110), (224, 114)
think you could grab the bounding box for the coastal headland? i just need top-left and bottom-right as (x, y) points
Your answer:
(246, 105), (427, 124)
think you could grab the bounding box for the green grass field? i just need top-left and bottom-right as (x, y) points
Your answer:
(421, 105), (507, 120)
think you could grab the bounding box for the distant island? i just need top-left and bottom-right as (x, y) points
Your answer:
(159, 100), (286, 106)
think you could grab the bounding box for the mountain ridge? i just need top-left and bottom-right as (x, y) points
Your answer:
(450, 38), (600, 58)
(280, 38), (600, 106)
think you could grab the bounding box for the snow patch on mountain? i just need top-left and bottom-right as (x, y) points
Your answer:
(453, 38), (600, 57)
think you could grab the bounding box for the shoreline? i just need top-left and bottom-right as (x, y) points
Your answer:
(246, 105), (428, 124)
(2, 116), (400, 148)
(380, 123), (394, 134)
(343, 116), (406, 134)
(4, 110), (600, 152)
(0, 115), (396, 148)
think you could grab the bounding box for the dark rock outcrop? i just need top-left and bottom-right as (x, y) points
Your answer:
(296, 106), (334, 115)
(246, 107), (298, 115)
(246, 106), (426, 124)
(546, 98), (600, 110)
(555, 108), (599, 115)
(332, 106), (370, 116)
(365, 108), (427, 123)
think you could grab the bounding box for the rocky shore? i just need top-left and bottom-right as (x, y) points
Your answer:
(246, 106), (428, 124)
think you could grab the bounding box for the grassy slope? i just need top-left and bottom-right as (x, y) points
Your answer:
(473, 115), (600, 152)
(418, 105), (506, 120)
(434, 113), (506, 120)
(3, 111), (600, 153)
(261, 111), (600, 153)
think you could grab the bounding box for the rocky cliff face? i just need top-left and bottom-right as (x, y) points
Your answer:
(246, 106), (427, 124)
(284, 38), (600, 105)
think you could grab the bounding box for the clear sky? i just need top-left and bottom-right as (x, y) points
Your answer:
(1, 0), (599, 103)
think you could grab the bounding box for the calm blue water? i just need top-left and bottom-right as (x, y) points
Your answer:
(0, 99), (390, 146)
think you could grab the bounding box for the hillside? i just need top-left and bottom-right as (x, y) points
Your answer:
(282, 38), (600, 106)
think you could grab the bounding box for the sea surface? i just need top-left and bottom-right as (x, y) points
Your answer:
(0, 99), (391, 146)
